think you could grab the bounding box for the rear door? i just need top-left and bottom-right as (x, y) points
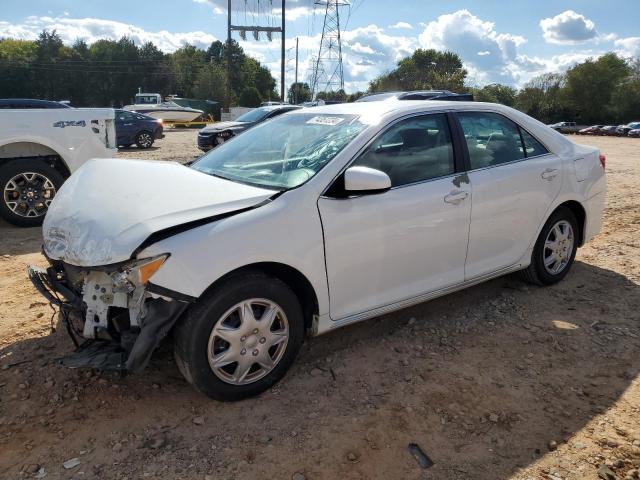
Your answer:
(456, 111), (562, 279)
(318, 113), (471, 320)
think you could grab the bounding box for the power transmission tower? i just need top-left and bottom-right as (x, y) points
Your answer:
(310, 0), (347, 99)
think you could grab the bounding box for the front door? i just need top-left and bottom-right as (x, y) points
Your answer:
(456, 111), (563, 279)
(318, 113), (471, 320)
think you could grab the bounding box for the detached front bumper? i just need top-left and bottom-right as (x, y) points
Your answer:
(28, 263), (192, 372)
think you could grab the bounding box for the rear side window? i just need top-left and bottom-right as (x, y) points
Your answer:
(458, 112), (524, 169)
(520, 129), (548, 157)
(458, 112), (549, 169)
(353, 113), (455, 187)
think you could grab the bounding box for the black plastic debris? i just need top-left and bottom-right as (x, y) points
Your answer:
(408, 443), (434, 469)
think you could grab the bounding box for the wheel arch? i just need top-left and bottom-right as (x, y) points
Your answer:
(0, 140), (72, 179)
(197, 262), (320, 334)
(553, 200), (586, 246)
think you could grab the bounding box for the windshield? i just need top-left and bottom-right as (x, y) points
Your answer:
(192, 113), (366, 190)
(135, 95), (160, 105)
(236, 107), (271, 123)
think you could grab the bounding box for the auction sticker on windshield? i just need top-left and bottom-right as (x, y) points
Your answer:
(306, 116), (345, 126)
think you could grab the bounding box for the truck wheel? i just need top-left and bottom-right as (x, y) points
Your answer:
(136, 131), (154, 149)
(0, 159), (65, 227)
(174, 271), (304, 401)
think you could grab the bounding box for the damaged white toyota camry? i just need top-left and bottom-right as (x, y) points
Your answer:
(29, 100), (606, 401)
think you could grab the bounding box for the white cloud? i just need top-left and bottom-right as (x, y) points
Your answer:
(0, 16), (217, 51)
(540, 10), (597, 44)
(418, 10), (526, 84)
(615, 37), (640, 58)
(388, 22), (413, 30)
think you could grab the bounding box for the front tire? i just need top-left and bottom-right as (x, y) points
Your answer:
(0, 159), (65, 227)
(174, 272), (304, 401)
(135, 131), (154, 149)
(520, 207), (578, 286)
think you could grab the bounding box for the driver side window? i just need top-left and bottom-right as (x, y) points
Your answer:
(352, 114), (455, 187)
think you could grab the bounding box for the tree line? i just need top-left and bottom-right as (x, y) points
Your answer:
(0, 30), (278, 108)
(1, 31), (639, 124)
(290, 49), (640, 125)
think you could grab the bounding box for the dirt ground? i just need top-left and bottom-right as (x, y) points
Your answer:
(0, 130), (639, 480)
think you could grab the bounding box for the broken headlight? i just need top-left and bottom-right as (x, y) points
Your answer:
(110, 254), (169, 293)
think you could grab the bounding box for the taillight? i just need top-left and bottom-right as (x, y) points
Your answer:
(599, 154), (606, 169)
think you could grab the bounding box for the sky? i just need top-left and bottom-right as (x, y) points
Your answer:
(1, 0), (639, 93)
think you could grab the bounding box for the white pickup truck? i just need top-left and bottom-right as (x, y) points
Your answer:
(0, 108), (116, 227)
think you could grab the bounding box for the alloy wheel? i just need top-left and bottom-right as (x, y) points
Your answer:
(207, 299), (289, 385)
(543, 220), (574, 275)
(138, 133), (153, 148)
(3, 172), (56, 218)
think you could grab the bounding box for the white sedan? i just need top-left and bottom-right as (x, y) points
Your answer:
(30, 100), (606, 401)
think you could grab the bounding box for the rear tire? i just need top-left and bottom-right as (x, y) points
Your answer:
(174, 271), (304, 401)
(520, 207), (578, 286)
(0, 159), (65, 227)
(135, 131), (154, 149)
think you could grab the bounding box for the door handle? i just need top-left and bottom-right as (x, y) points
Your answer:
(541, 168), (559, 180)
(444, 191), (469, 205)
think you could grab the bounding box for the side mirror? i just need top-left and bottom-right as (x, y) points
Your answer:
(343, 166), (391, 194)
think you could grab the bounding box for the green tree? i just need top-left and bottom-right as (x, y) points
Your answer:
(609, 77), (640, 123)
(471, 83), (517, 106)
(316, 89), (347, 102)
(34, 30), (66, 100)
(369, 49), (467, 92)
(193, 62), (227, 102)
(514, 73), (571, 123)
(564, 53), (631, 124)
(171, 44), (206, 97)
(0, 38), (37, 98)
(287, 82), (311, 103)
(238, 86), (262, 107)
(139, 41), (173, 96)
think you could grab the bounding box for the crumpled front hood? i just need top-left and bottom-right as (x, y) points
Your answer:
(200, 121), (249, 133)
(43, 158), (275, 267)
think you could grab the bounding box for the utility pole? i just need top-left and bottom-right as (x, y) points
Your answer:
(225, 0), (231, 113)
(226, 0), (286, 107)
(280, 0), (286, 102)
(294, 37), (299, 104)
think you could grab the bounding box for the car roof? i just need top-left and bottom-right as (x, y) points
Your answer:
(287, 99), (489, 117)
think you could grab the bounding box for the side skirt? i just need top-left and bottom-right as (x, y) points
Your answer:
(318, 263), (525, 335)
